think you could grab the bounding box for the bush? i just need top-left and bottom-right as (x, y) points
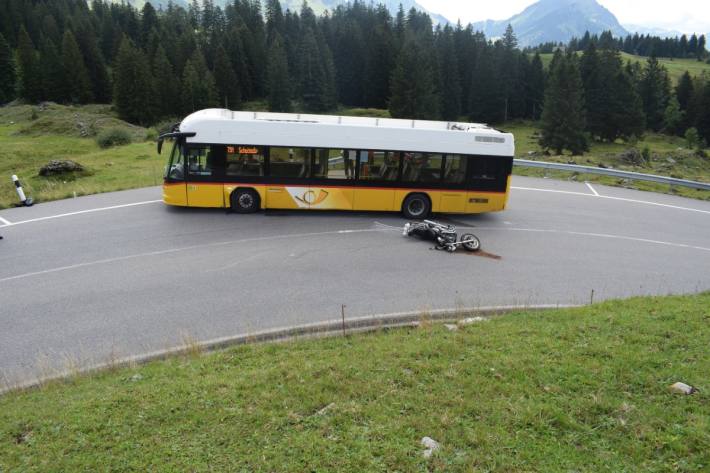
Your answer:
(96, 127), (132, 148)
(685, 127), (700, 149)
(145, 127), (158, 141)
(641, 146), (651, 164)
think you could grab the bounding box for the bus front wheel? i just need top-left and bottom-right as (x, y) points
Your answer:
(231, 188), (260, 213)
(402, 194), (431, 219)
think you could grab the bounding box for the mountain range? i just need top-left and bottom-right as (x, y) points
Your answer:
(471, 0), (627, 47)
(115, 0), (699, 48)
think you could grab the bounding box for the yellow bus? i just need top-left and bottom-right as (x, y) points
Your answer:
(157, 109), (514, 219)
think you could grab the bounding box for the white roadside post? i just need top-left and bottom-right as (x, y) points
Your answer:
(12, 175), (34, 207)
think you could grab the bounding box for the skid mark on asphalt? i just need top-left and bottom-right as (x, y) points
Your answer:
(464, 250), (502, 260)
(0, 227), (389, 284)
(512, 186), (710, 215)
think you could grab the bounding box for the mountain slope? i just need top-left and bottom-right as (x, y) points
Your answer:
(472, 0), (628, 47)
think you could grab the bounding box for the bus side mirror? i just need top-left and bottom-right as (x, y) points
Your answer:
(157, 139), (164, 155)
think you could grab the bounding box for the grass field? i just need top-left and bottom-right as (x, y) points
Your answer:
(0, 104), (161, 209)
(1, 293), (708, 471)
(538, 51), (710, 83)
(505, 120), (710, 200)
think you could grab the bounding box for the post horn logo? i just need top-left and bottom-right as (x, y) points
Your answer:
(295, 189), (329, 205)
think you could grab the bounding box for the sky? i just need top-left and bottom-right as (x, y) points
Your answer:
(416, 0), (710, 34)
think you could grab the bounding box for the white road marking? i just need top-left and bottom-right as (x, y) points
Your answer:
(0, 216), (11, 226)
(0, 227), (386, 284)
(512, 186), (710, 215)
(473, 226), (710, 253)
(2, 223), (708, 284)
(585, 182), (600, 196)
(3, 200), (162, 227)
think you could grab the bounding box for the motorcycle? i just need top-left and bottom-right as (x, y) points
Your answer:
(403, 220), (481, 253)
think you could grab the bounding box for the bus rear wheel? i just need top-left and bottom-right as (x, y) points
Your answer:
(402, 194), (431, 219)
(231, 188), (260, 213)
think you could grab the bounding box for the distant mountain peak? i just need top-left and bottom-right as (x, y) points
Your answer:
(472, 0), (628, 47)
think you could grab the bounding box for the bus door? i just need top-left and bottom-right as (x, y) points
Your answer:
(439, 155), (467, 213)
(353, 150), (397, 211)
(267, 147), (310, 209)
(308, 148), (354, 210)
(186, 145), (225, 208)
(163, 140), (187, 206)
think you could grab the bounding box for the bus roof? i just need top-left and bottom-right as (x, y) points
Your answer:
(179, 109), (515, 157)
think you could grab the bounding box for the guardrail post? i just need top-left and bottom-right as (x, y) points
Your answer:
(12, 175), (34, 207)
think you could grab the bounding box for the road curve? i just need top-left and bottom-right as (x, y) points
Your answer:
(1, 176), (709, 385)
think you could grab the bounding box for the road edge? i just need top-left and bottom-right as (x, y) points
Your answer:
(1, 304), (579, 396)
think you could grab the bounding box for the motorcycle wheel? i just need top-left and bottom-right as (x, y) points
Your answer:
(460, 234), (481, 252)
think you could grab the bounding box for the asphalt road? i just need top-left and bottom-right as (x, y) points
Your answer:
(1, 176), (709, 385)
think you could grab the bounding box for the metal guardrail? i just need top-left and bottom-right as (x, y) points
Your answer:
(514, 159), (710, 191)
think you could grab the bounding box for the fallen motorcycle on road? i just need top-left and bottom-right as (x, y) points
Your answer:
(403, 220), (481, 253)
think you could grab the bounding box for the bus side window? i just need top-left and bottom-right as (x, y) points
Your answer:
(443, 155), (467, 184)
(313, 148), (349, 180)
(358, 151), (399, 181)
(270, 147), (310, 178)
(401, 153), (442, 183)
(226, 146), (265, 177)
(470, 156), (497, 180)
(186, 147), (213, 177)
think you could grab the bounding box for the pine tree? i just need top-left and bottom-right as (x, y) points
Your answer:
(526, 53), (545, 119)
(469, 45), (502, 122)
(213, 44), (240, 109)
(266, 33), (291, 112)
(113, 37), (154, 124)
(438, 28), (461, 121)
(152, 45), (179, 119)
(296, 27), (335, 112)
(16, 26), (43, 102)
(181, 59), (201, 114)
(539, 52), (588, 155)
(580, 42), (603, 138)
(663, 96), (684, 136)
(388, 37), (439, 119)
(62, 30), (94, 104)
(640, 56), (671, 131)
(676, 71), (694, 111)
(75, 25), (112, 103)
(39, 36), (66, 102)
(265, 0), (284, 45)
(181, 49), (218, 114)
(226, 27), (251, 103)
(696, 82), (710, 144)
(0, 33), (16, 104)
(141, 2), (159, 47)
(595, 49), (645, 142)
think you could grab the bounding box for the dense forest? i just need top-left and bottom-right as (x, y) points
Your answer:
(531, 30), (709, 61)
(0, 0), (709, 154)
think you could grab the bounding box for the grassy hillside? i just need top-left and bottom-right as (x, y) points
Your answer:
(1, 293), (709, 471)
(538, 52), (710, 82)
(505, 120), (710, 200)
(0, 104), (162, 209)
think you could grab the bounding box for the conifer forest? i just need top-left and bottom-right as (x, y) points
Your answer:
(1, 0), (710, 154)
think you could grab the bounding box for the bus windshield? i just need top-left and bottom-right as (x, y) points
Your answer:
(164, 140), (185, 180)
